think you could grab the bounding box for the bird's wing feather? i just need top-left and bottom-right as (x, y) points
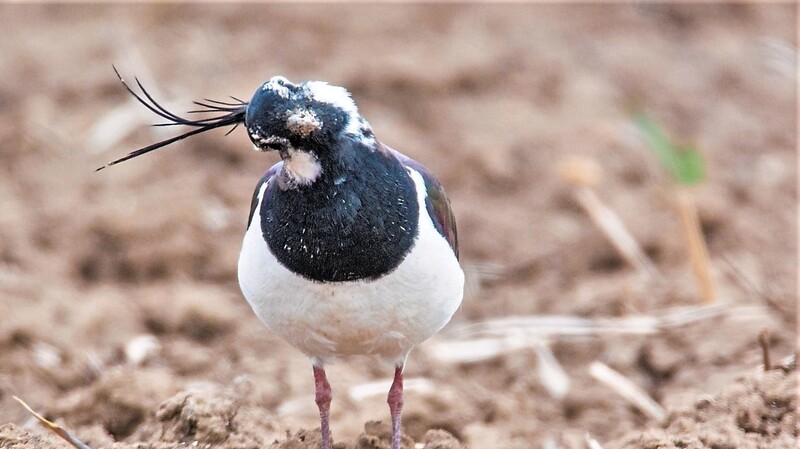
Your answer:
(247, 161), (283, 229)
(383, 144), (459, 259)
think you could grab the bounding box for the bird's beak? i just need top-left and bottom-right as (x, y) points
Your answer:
(250, 134), (291, 153)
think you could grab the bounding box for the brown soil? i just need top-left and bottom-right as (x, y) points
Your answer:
(609, 367), (797, 449)
(0, 4), (796, 449)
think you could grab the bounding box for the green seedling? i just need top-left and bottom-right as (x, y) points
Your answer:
(635, 113), (716, 303)
(634, 114), (705, 186)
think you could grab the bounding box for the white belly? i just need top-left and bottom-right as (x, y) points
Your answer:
(237, 169), (464, 365)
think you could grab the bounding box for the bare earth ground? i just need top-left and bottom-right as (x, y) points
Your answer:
(0, 4), (796, 449)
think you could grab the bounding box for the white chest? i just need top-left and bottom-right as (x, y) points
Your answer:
(237, 169), (464, 365)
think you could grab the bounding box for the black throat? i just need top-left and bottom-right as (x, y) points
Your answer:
(260, 140), (420, 282)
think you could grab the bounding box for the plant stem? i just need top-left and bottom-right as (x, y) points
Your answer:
(676, 189), (716, 303)
(574, 186), (659, 279)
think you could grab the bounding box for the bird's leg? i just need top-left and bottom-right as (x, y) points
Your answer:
(313, 365), (333, 449)
(387, 364), (404, 449)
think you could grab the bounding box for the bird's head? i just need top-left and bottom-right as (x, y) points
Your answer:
(246, 76), (374, 154)
(96, 69), (375, 177)
(244, 76), (375, 184)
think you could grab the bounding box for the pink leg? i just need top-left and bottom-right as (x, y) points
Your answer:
(387, 365), (404, 449)
(313, 365), (333, 449)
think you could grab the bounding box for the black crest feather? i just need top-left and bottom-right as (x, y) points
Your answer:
(96, 66), (247, 171)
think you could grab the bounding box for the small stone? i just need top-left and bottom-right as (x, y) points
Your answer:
(125, 334), (160, 366)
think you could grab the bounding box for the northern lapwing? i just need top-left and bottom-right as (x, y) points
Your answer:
(98, 70), (464, 449)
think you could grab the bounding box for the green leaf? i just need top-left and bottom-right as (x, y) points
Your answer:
(673, 145), (705, 185)
(634, 113), (706, 186)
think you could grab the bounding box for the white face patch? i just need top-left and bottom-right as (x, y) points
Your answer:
(284, 149), (322, 185)
(350, 116), (376, 147)
(262, 76), (291, 98)
(303, 81), (376, 148)
(286, 108), (321, 137)
(304, 81), (359, 116)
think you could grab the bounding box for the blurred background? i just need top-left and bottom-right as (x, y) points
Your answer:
(0, 4), (795, 449)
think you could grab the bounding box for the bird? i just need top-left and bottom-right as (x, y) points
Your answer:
(98, 69), (464, 449)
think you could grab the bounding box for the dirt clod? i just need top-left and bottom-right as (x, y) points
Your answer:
(356, 421), (414, 449)
(422, 429), (466, 449)
(50, 367), (180, 440)
(0, 424), (65, 449)
(608, 369), (797, 449)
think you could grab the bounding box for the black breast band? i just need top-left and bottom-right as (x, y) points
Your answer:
(260, 152), (419, 283)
